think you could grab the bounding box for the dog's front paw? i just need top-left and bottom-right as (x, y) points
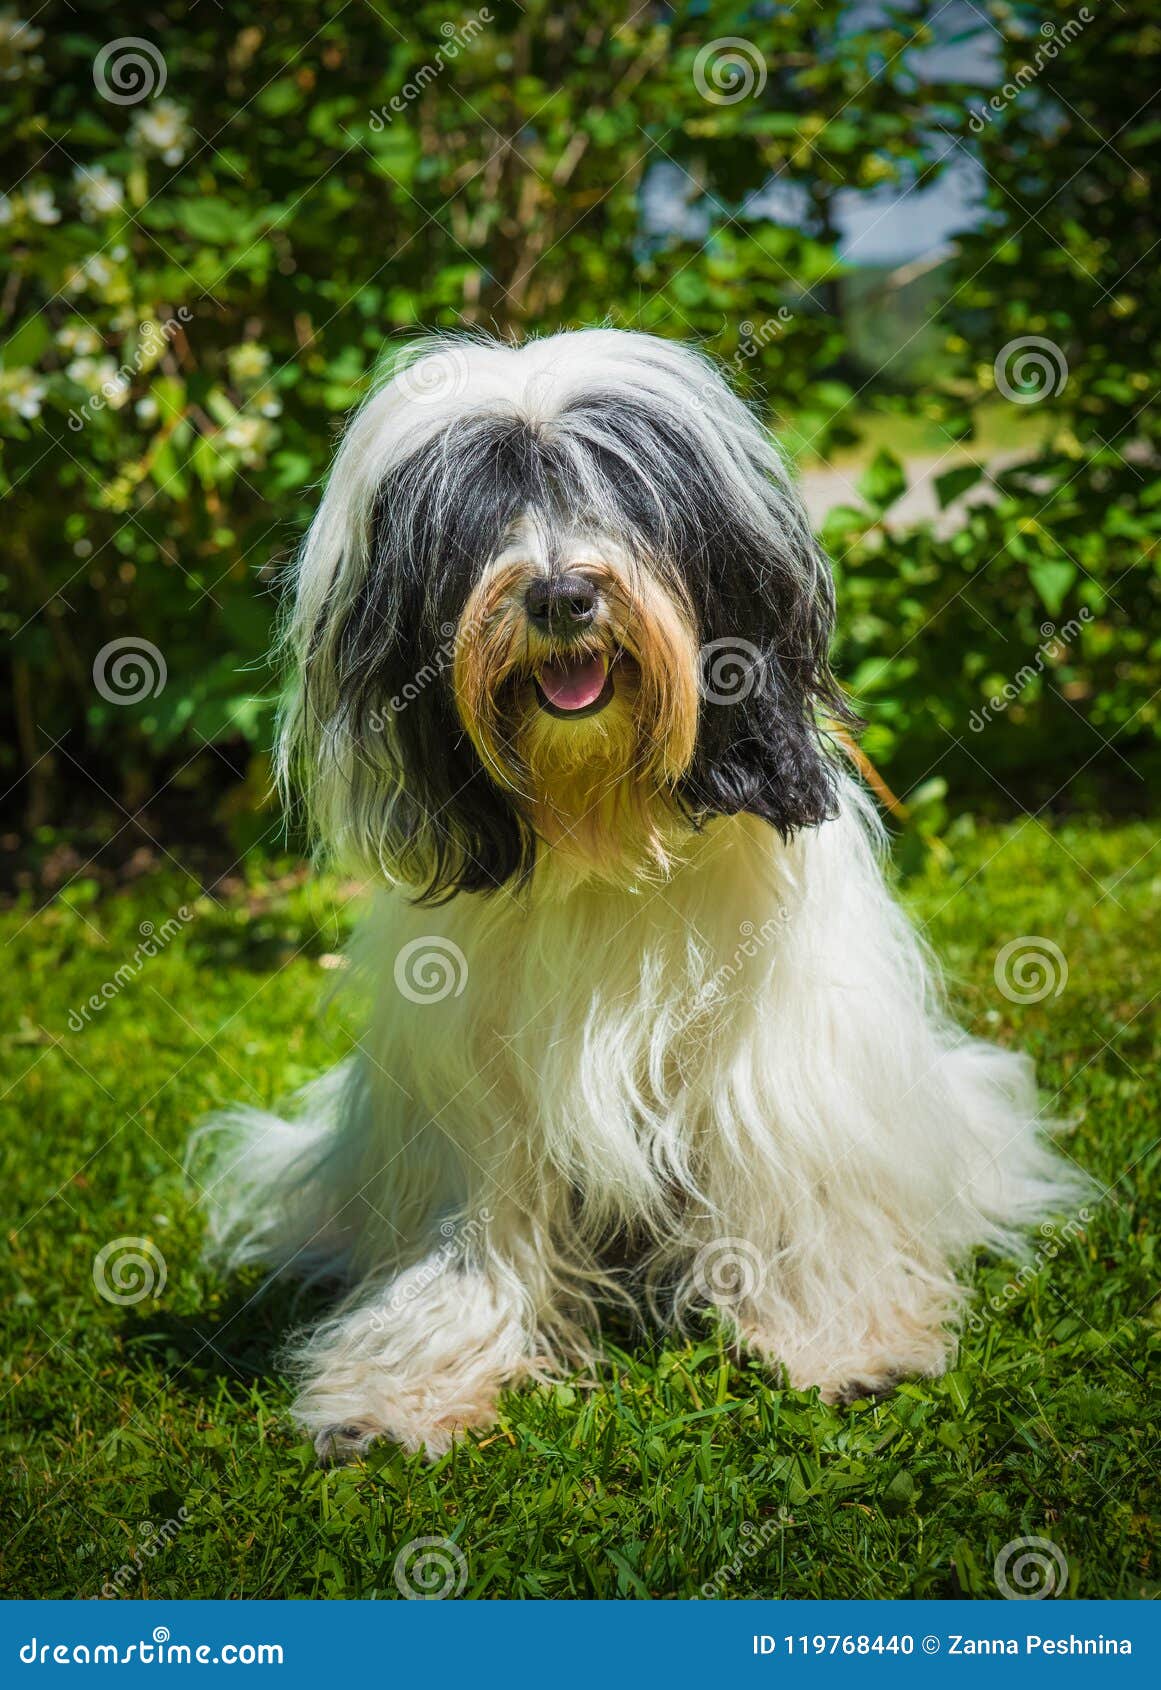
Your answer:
(745, 1320), (955, 1407)
(310, 1412), (472, 1465)
(796, 1334), (954, 1405)
(313, 1421), (382, 1467)
(298, 1383), (499, 1465)
(819, 1369), (904, 1407)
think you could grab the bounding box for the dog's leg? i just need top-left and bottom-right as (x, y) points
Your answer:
(289, 1228), (546, 1462)
(685, 793), (1087, 1404)
(726, 1251), (961, 1405)
(192, 1058), (382, 1282)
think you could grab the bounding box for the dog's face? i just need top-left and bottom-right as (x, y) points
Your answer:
(453, 515), (701, 878)
(282, 331), (849, 899)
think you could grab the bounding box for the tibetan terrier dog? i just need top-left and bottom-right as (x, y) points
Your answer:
(199, 328), (1079, 1461)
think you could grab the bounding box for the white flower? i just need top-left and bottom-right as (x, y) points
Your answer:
(65, 356), (100, 388)
(68, 356), (131, 408)
(1, 369), (47, 419)
(227, 342), (270, 386)
(0, 192), (16, 225)
(24, 185), (59, 224)
(67, 253), (116, 293)
(0, 13), (44, 80)
(222, 413), (276, 466)
(136, 395), (159, 424)
(56, 322), (103, 356)
(222, 415), (261, 450)
(130, 97), (192, 166)
(74, 164), (125, 220)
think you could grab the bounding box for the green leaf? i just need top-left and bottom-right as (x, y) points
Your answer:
(880, 1469), (918, 1513)
(174, 197), (258, 245)
(857, 448), (908, 511)
(256, 79), (302, 117)
(1029, 559), (1077, 616)
(2, 313), (51, 368)
(934, 463), (984, 509)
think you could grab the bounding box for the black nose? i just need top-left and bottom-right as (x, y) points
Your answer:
(524, 573), (598, 634)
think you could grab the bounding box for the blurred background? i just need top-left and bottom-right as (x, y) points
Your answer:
(1, 0), (1157, 890)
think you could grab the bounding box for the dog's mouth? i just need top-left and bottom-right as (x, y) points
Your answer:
(533, 652), (614, 719)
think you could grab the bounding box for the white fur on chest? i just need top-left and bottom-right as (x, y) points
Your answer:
(359, 813), (808, 1208)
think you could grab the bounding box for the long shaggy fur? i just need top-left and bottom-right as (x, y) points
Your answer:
(194, 328), (1085, 1460)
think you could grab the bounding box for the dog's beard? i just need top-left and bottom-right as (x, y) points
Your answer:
(453, 555), (701, 880)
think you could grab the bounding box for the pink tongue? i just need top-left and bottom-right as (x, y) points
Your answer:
(538, 654), (608, 712)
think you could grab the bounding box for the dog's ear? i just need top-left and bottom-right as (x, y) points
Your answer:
(277, 346), (535, 901)
(676, 510), (849, 839)
(280, 589), (532, 902)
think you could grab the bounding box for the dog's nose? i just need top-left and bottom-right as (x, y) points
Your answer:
(524, 574), (598, 635)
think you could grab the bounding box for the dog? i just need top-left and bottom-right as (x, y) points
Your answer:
(198, 328), (1081, 1461)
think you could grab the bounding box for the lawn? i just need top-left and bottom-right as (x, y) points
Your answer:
(2, 818), (1157, 1600)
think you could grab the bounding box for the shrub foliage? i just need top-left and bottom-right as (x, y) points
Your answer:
(1, 0), (1157, 836)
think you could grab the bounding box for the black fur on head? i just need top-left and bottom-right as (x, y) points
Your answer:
(282, 331), (857, 901)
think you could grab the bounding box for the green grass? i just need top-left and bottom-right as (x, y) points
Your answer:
(2, 820), (1158, 1600)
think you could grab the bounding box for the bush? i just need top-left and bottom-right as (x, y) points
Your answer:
(1, 0), (1157, 845)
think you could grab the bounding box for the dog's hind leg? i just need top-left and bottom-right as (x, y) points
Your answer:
(190, 1054), (390, 1277)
